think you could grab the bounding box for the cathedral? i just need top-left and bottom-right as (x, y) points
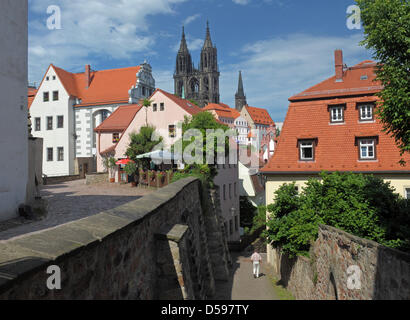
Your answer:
(174, 22), (220, 108)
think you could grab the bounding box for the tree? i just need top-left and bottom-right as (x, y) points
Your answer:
(142, 98), (153, 126)
(266, 171), (410, 257)
(356, 0), (410, 156)
(171, 111), (232, 187)
(125, 126), (163, 170)
(102, 157), (117, 179)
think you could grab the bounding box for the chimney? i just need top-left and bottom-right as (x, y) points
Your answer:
(85, 64), (91, 88)
(335, 50), (343, 82)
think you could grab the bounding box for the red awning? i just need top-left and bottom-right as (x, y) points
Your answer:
(115, 158), (134, 165)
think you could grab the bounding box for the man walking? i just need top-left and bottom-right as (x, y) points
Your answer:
(251, 250), (262, 278)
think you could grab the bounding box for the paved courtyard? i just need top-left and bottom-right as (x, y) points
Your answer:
(0, 179), (153, 241)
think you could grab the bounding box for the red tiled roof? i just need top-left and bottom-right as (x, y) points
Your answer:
(289, 61), (383, 102)
(261, 60), (409, 174)
(100, 144), (117, 155)
(94, 104), (142, 132)
(28, 87), (37, 109)
(155, 89), (202, 115)
(51, 64), (141, 107)
(245, 105), (275, 126)
(204, 103), (241, 119)
(251, 175), (265, 194)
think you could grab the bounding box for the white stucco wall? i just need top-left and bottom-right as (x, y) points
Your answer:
(30, 66), (74, 177)
(0, 0), (28, 221)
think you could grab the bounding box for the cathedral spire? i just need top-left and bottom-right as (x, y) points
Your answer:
(237, 71), (245, 96)
(179, 26), (188, 53)
(235, 70), (247, 111)
(203, 20), (213, 48)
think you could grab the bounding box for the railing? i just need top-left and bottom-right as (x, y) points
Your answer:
(138, 170), (174, 189)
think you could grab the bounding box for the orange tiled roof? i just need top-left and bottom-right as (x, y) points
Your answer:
(289, 61), (383, 102)
(245, 105), (275, 126)
(261, 61), (409, 174)
(155, 89), (202, 115)
(94, 104), (142, 132)
(204, 103), (240, 119)
(28, 87), (37, 109)
(51, 64), (141, 107)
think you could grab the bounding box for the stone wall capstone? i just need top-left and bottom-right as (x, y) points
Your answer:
(0, 177), (231, 300)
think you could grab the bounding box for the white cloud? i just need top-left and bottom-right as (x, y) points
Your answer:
(28, 0), (187, 83)
(232, 0), (250, 5)
(219, 33), (370, 121)
(183, 14), (201, 25)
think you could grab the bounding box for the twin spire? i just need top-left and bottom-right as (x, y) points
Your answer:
(179, 21), (213, 53)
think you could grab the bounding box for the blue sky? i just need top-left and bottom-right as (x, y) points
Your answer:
(28, 0), (371, 122)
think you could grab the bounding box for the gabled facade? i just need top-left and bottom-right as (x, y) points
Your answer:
(241, 105), (276, 161)
(94, 88), (202, 177)
(262, 50), (410, 265)
(30, 62), (155, 177)
(204, 103), (249, 145)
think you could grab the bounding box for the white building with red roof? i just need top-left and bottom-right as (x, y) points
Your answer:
(29, 62), (155, 177)
(261, 50), (410, 264)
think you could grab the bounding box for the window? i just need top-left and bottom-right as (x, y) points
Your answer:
(359, 104), (374, 121)
(160, 103), (164, 111)
(299, 140), (315, 161)
(229, 184), (232, 199)
(235, 216), (239, 231)
(359, 139), (376, 160)
(142, 87), (146, 96)
(112, 133), (120, 143)
(47, 148), (53, 161)
(46, 76), (50, 81)
(47, 116), (53, 130)
(169, 125), (176, 138)
(101, 110), (109, 122)
(329, 106), (344, 123)
(57, 116), (64, 128)
(57, 147), (64, 161)
(406, 188), (410, 200)
(234, 182), (237, 197)
(35, 118), (41, 131)
(43, 92), (49, 102)
(229, 219), (233, 235)
(153, 104), (157, 112)
(52, 75), (56, 80)
(223, 184), (226, 200)
(53, 91), (59, 101)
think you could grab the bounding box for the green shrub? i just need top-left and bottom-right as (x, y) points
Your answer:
(266, 171), (410, 257)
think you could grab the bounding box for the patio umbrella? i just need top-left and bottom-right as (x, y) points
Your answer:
(115, 158), (135, 165)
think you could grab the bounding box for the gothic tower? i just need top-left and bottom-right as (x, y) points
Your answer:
(235, 71), (247, 111)
(174, 22), (220, 108)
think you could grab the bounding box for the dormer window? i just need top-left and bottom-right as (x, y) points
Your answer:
(356, 136), (378, 160)
(358, 103), (374, 121)
(298, 139), (316, 161)
(359, 139), (376, 160)
(329, 105), (345, 123)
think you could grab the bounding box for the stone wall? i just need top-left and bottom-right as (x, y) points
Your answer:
(270, 225), (410, 300)
(0, 177), (231, 300)
(85, 173), (109, 185)
(43, 175), (81, 185)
